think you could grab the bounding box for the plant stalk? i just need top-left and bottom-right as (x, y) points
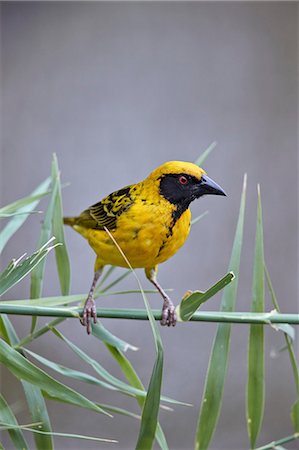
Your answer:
(0, 305), (298, 324)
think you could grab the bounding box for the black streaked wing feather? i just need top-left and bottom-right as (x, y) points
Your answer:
(76, 185), (133, 230)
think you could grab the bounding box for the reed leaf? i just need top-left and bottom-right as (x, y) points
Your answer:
(51, 153), (71, 296)
(0, 238), (59, 296)
(102, 228), (164, 450)
(25, 348), (123, 392)
(195, 141), (217, 167)
(0, 315), (54, 450)
(22, 381), (53, 450)
(91, 321), (138, 352)
(51, 327), (178, 408)
(0, 393), (29, 450)
(0, 339), (110, 416)
(195, 173), (247, 450)
(176, 272), (234, 322)
(247, 185), (265, 449)
(0, 177), (51, 252)
(105, 344), (169, 450)
(265, 266), (299, 433)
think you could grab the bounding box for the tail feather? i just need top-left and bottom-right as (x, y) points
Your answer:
(63, 217), (77, 227)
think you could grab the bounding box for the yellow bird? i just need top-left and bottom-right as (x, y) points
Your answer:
(64, 161), (226, 334)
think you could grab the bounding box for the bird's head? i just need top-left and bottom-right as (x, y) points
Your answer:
(148, 161), (226, 208)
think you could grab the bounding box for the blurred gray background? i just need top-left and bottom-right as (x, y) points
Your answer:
(1, 2), (298, 449)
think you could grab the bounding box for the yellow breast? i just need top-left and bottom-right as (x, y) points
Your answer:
(75, 200), (191, 270)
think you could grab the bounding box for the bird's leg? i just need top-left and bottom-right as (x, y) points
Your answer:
(145, 267), (177, 327)
(81, 268), (103, 335)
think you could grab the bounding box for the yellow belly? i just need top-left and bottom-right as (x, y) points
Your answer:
(74, 204), (191, 270)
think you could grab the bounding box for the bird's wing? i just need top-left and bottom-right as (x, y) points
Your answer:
(76, 185), (134, 230)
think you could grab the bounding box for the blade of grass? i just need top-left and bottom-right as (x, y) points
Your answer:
(0, 186), (50, 217)
(51, 327), (179, 407)
(0, 177), (51, 252)
(21, 381), (53, 450)
(24, 348), (124, 392)
(0, 314), (19, 345)
(2, 289), (165, 307)
(195, 141), (217, 167)
(0, 314), (54, 450)
(102, 228), (165, 450)
(0, 338), (111, 416)
(0, 393), (29, 450)
(255, 433), (299, 450)
(97, 269), (131, 295)
(191, 210), (209, 227)
(51, 153), (70, 296)
(15, 318), (65, 348)
(0, 211), (42, 218)
(0, 238), (60, 296)
(291, 399), (299, 432)
(30, 171), (58, 300)
(247, 184), (265, 449)
(43, 390), (139, 421)
(265, 265), (299, 432)
(176, 272), (235, 322)
(105, 343), (169, 450)
(91, 321), (138, 352)
(195, 174), (247, 450)
(0, 425), (118, 444)
(97, 266), (116, 287)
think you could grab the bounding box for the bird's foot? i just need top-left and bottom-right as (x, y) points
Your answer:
(161, 297), (177, 327)
(81, 296), (97, 335)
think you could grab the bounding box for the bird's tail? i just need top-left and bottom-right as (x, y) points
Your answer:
(63, 217), (77, 227)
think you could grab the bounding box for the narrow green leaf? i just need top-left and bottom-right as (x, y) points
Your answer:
(0, 339), (110, 416)
(195, 174), (247, 450)
(0, 186), (50, 217)
(255, 433), (299, 450)
(0, 393), (29, 450)
(102, 228), (164, 450)
(51, 153), (71, 295)
(105, 344), (168, 450)
(0, 312), (53, 450)
(247, 185), (265, 449)
(273, 323), (295, 341)
(291, 399), (299, 432)
(135, 350), (163, 450)
(97, 269), (131, 295)
(30, 173), (59, 301)
(16, 318), (65, 349)
(1, 210), (42, 218)
(0, 425), (117, 444)
(176, 272), (235, 322)
(51, 327), (145, 399)
(24, 348), (121, 392)
(91, 321), (138, 352)
(0, 314), (19, 345)
(97, 265), (116, 287)
(265, 266), (299, 395)
(0, 177), (51, 252)
(0, 238), (59, 296)
(21, 381), (53, 450)
(195, 141), (217, 167)
(51, 328), (176, 407)
(191, 210), (209, 227)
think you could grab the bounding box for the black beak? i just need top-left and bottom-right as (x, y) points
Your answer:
(195, 175), (226, 198)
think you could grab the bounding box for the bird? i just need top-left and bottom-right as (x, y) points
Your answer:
(64, 161), (226, 334)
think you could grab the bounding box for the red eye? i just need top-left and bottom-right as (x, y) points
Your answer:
(179, 176), (188, 185)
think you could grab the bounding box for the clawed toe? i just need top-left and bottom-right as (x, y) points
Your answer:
(161, 301), (177, 327)
(81, 297), (97, 334)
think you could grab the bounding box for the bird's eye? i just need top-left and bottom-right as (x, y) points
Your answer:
(179, 176), (188, 185)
